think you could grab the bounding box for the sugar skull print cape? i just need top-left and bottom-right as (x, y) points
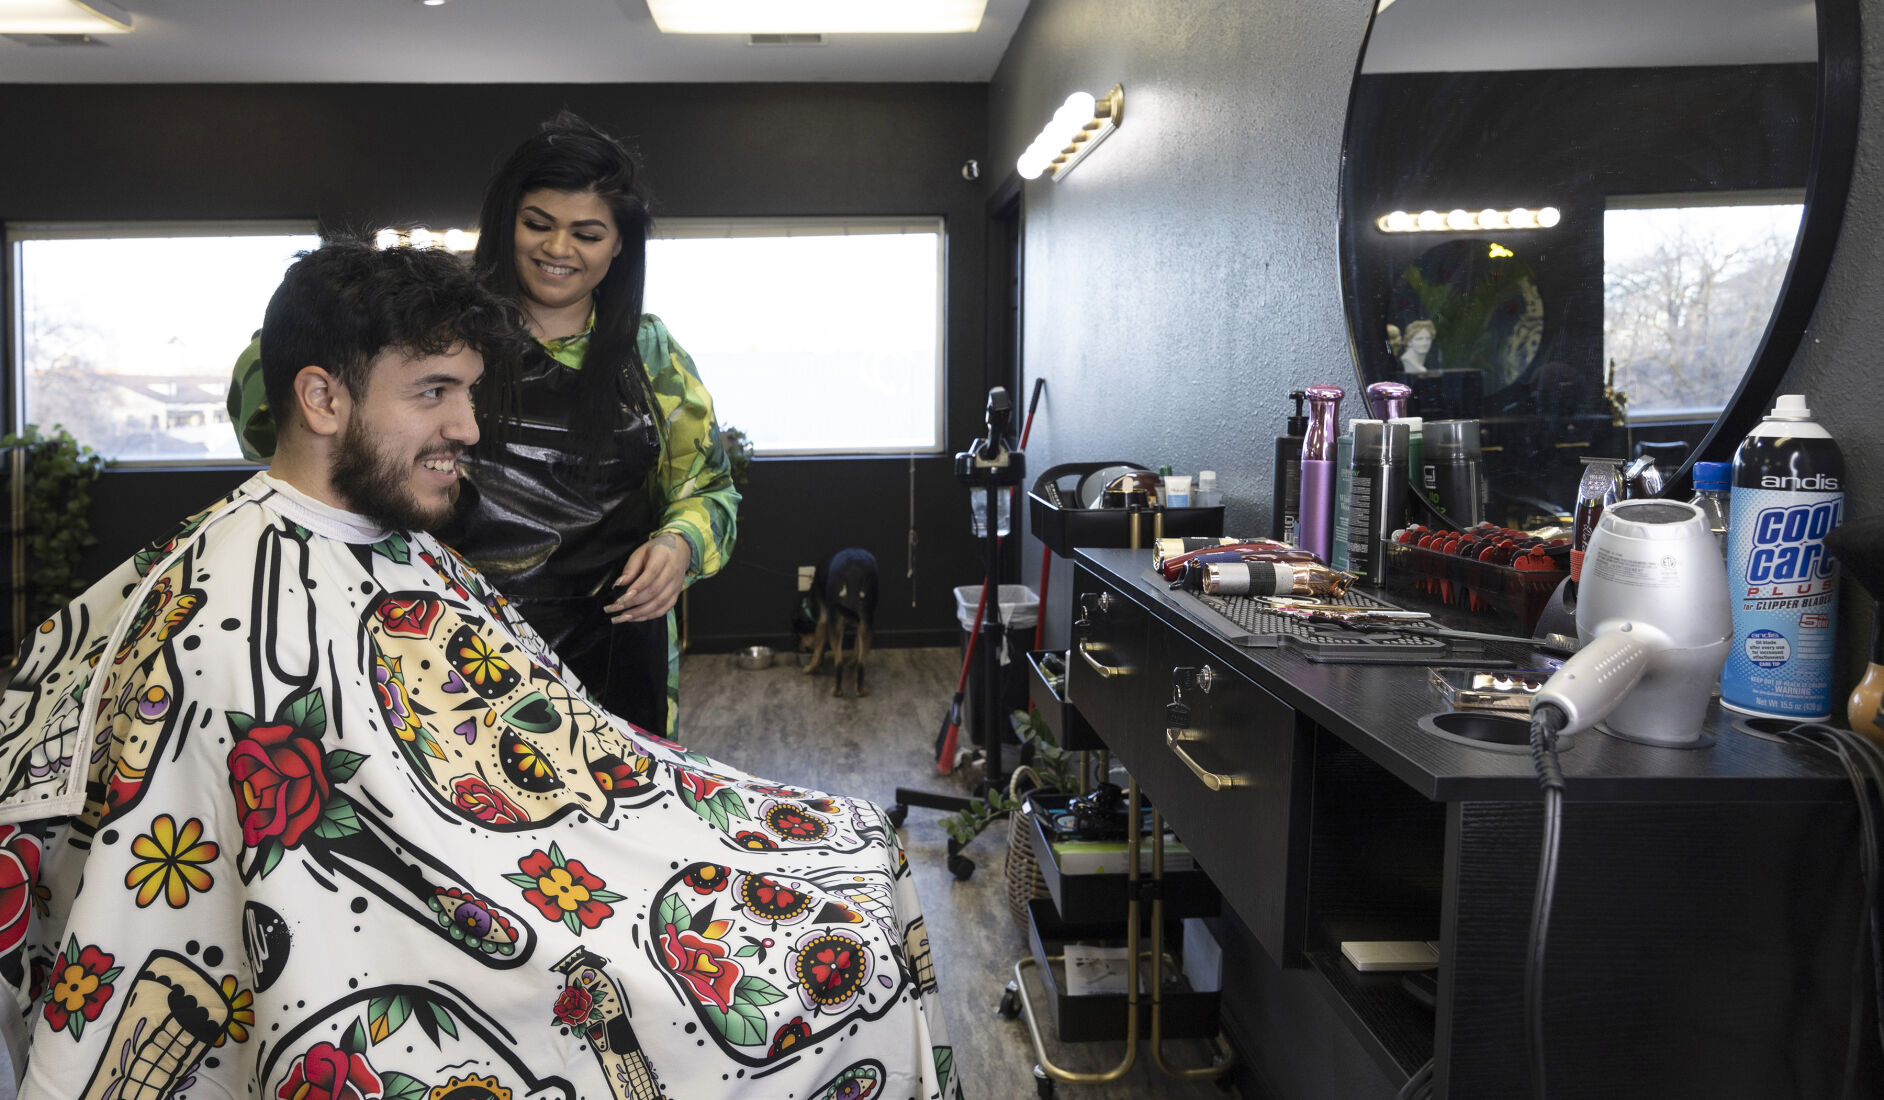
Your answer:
(0, 473), (959, 1100)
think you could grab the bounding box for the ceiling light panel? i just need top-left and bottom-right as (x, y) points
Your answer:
(0, 0), (132, 34)
(646, 0), (987, 34)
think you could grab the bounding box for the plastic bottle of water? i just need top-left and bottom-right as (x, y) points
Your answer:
(1721, 395), (1844, 720)
(1688, 461), (1731, 559)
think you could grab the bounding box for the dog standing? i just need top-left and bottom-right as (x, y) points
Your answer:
(799, 548), (879, 697)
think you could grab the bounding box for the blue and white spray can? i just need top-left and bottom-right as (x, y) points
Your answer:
(1721, 394), (1844, 719)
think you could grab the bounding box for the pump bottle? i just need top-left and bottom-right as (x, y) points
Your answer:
(1272, 391), (1308, 543)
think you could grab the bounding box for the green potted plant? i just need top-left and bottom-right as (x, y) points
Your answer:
(4, 424), (107, 629)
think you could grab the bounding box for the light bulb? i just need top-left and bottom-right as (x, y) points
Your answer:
(1538, 206), (1562, 228)
(1509, 207), (1536, 228)
(1416, 210), (1444, 231)
(374, 228), (401, 250)
(1446, 208), (1474, 230)
(1477, 208), (1506, 229)
(409, 227), (435, 249)
(1386, 210), (1413, 232)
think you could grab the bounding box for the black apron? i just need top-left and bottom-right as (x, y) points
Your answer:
(438, 348), (668, 733)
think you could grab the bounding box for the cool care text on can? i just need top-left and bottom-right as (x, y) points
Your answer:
(1742, 497), (1841, 593)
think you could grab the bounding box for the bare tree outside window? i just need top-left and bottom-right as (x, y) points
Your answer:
(12, 227), (319, 462)
(1603, 202), (1801, 420)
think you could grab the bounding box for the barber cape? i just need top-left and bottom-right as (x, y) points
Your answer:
(0, 473), (957, 1100)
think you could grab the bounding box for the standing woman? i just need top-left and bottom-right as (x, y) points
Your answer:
(230, 113), (738, 736)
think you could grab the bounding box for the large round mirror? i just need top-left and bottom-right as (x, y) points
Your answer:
(1337, 0), (1858, 525)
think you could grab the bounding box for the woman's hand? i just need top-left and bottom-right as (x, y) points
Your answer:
(605, 533), (691, 623)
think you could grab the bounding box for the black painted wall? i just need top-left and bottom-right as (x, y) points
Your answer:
(0, 82), (992, 651)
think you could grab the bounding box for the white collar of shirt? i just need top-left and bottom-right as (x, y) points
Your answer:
(252, 472), (395, 545)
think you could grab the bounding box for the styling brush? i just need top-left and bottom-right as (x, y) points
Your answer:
(1823, 514), (1884, 744)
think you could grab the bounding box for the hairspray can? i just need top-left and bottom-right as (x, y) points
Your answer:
(1721, 395), (1845, 719)
(1298, 385), (1345, 561)
(1345, 419), (1410, 586)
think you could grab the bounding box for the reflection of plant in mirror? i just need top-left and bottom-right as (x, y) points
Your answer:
(1399, 245), (1544, 390)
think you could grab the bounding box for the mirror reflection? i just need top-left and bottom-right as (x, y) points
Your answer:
(1339, 0), (1818, 525)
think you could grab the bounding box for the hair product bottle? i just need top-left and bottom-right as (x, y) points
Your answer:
(1721, 394), (1844, 720)
(1272, 391), (1308, 543)
(1423, 419), (1484, 528)
(1345, 419), (1410, 586)
(1331, 420), (1375, 572)
(1366, 381), (1411, 420)
(1298, 385), (1345, 561)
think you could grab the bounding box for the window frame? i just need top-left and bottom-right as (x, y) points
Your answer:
(6, 219), (321, 467)
(646, 215), (949, 457)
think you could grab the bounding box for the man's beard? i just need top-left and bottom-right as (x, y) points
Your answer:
(330, 416), (457, 532)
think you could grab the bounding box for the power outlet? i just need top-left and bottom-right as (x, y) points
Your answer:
(797, 565), (815, 593)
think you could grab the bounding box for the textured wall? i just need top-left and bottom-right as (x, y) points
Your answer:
(994, 0), (1881, 668)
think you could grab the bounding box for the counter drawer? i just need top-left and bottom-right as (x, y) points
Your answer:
(1067, 568), (1154, 746)
(1133, 628), (1312, 967)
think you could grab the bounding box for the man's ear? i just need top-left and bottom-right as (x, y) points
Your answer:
(291, 366), (347, 438)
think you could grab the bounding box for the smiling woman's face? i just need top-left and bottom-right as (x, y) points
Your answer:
(511, 188), (622, 320)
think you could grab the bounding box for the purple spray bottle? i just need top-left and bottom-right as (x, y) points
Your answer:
(1366, 381), (1411, 421)
(1298, 384), (1345, 562)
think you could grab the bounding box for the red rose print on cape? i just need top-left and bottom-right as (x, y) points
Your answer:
(225, 690), (367, 880)
(275, 1041), (382, 1100)
(0, 824), (41, 958)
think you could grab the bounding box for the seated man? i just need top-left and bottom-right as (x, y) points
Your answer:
(0, 242), (957, 1100)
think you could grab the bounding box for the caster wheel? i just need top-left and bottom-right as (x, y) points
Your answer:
(887, 804), (908, 829)
(996, 980), (1021, 1019)
(1032, 1065), (1054, 1099)
(946, 853), (975, 881)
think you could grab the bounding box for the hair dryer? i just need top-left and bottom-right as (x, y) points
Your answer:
(1532, 499), (1731, 747)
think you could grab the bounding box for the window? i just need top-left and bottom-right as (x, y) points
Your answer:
(1603, 193), (1803, 423)
(9, 222), (320, 463)
(643, 218), (945, 455)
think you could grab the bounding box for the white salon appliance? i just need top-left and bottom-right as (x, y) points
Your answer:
(1533, 499), (1731, 747)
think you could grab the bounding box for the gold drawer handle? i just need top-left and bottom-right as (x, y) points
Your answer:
(1165, 727), (1248, 791)
(1077, 641), (1129, 679)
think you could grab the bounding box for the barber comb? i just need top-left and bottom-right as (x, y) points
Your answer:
(1823, 514), (1884, 744)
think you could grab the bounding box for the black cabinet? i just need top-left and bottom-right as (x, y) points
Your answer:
(1070, 548), (1879, 1099)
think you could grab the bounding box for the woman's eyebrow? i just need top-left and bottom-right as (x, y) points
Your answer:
(520, 205), (609, 230)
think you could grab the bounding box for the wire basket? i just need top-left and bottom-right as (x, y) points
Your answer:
(1004, 766), (1052, 930)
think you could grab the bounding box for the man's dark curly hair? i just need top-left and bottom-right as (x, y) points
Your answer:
(259, 238), (526, 432)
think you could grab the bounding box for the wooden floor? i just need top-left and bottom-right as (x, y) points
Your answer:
(679, 646), (1239, 1100)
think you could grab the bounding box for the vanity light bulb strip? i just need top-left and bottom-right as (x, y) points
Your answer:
(374, 227), (480, 252)
(1375, 206), (1561, 233)
(1017, 84), (1124, 182)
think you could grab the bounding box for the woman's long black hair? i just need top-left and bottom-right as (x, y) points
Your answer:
(472, 111), (661, 469)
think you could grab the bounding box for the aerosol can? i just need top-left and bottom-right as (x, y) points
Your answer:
(1721, 395), (1845, 720)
